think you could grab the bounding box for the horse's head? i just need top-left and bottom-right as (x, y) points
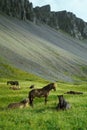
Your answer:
(58, 95), (63, 101)
(7, 81), (10, 85)
(20, 98), (29, 104)
(51, 83), (57, 91)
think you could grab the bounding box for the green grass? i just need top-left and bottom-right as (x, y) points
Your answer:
(0, 79), (87, 130)
(0, 60), (87, 130)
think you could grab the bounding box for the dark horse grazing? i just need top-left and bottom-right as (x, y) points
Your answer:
(7, 81), (19, 86)
(28, 83), (56, 107)
(64, 90), (83, 94)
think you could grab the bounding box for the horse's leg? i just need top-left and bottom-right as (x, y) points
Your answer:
(30, 98), (34, 107)
(45, 96), (48, 105)
(31, 99), (34, 107)
(29, 94), (34, 107)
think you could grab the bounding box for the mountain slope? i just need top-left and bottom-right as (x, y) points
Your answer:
(0, 13), (87, 82)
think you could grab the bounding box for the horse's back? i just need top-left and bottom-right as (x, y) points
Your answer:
(7, 80), (19, 86)
(29, 88), (42, 97)
(14, 81), (19, 86)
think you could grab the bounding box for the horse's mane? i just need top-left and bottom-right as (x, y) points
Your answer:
(42, 83), (54, 90)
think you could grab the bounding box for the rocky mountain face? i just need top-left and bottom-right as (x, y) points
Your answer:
(0, 0), (87, 39)
(0, 0), (34, 21)
(34, 6), (87, 40)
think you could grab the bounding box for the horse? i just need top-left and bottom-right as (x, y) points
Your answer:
(8, 98), (29, 109)
(9, 86), (21, 90)
(56, 95), (71, 111)
(7, 81), (19, 86)
(28, 83), (56, 107)
(64, 91), (83, 94)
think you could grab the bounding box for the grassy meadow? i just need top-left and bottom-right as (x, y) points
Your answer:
(0, 73), (87, 130)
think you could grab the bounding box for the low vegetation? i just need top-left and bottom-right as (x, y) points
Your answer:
(0, 64), (87, 130)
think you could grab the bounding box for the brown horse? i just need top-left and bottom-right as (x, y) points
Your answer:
(28, 83), (56, 107)
(8, 98), (29, 109)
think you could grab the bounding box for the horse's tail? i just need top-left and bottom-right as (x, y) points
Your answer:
(29, 85), (34, 89)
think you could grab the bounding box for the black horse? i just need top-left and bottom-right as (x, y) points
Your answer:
(56, 95), (71, 110)
(7, 81), (19, 86)
(28, 83), (56, 107)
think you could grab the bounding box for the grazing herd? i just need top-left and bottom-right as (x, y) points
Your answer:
(7, 81), (83, 111)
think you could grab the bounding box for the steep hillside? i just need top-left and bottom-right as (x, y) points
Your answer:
(0, 13), (87, 82)
(0, 56), (46, 83)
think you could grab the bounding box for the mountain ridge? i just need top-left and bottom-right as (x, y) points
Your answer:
(0, 0), (87, 39)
